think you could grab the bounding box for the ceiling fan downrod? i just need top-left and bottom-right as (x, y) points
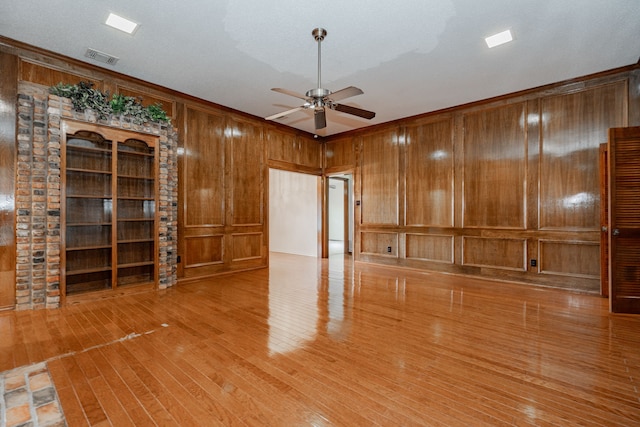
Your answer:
(307, 28), (330, 99)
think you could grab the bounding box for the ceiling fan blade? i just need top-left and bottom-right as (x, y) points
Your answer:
(265, 106), (304, 121)
(314, 109), (327, 129)
(271, 88), (310, 101)
(333, 103), (376, 120)
(328, 86), (364, 102)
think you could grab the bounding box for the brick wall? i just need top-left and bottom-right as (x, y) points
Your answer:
(15, 90), (178, 309)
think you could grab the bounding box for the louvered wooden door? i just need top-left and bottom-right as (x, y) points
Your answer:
(599, 143), (609, 297)
(608, 126), (640, 313)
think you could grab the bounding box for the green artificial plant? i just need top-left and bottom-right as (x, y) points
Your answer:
(49, 81), (171, 125)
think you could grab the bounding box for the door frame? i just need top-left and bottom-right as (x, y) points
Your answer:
(322, 172), (353, 258)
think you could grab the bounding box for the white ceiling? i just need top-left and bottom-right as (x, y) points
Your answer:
(1, 0), (639, 136)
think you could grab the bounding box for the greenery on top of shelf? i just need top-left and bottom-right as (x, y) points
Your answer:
(49, 81), (171, 124)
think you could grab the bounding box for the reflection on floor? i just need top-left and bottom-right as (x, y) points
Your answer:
(328, 239), (351, 256)
(1, 252), (639, 425)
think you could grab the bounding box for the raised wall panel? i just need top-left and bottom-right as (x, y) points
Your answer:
(185, 235), (223, 267)
(405, 118), (454, 227)
(268, 130), (321, 172)
(405, 234), (454, 263)
(360, 129), (399, 225)
(539, 240), (600, 279)
(19, 59), (102, 89)
(229, 118), (264, 226)
(184, 107), (225, 226)
(463, 103), (527, 229)
(540, 81), (627, 229)
(463, 237), (527, 271)
(268, 129), (297, 163)
(325, 136), (355, 170)
(297, 137), (321, 168)
(361, 232), (399, 257)
(232, 233), (263, 261)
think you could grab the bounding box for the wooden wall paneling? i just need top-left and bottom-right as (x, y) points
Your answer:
(404, 117), (454, 227)
(452, 114), (465, 265)
(462, 237), (527, 271)
(297, 136), (322, 169)
(539, 240), (600, 280)
(228, 117), (264, 227)
(267, 129), (320, 174)
(175, 103), (186, 277)
(539, 81), (627, 230)
(19, 59), (103, 89)
(184, 107), (225, 227)
(360, 129), (400, 226)
(5, 36), (640, 291)
(360, 232), (399, 257)
(462, 103), (527, 229)
(184, 235), (224, 267)
(267, 128), (296, 164)
(181, 106), (226, 277)
(526, 99), (541, 272)
(599, 143), (609, 296)
(232, 233), (263, 261)
(227, 116), (267, 270)
(353, 136), (363, 257)
(324, 135), (355, 172)
(0, 51), (18, 309)
(405, 234), (454, 263)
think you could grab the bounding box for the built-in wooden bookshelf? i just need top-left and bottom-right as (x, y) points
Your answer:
(61, 121), (159, 298)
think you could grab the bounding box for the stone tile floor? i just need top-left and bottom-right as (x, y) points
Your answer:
(1, 362), (66, 427)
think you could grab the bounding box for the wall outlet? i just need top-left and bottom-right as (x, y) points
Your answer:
(387, 246), (392, 253)
(530, 259), (537, 267)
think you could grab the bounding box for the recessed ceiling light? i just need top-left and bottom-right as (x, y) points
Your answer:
(105, 13), (138, 34)
(485, 29), (513, 48)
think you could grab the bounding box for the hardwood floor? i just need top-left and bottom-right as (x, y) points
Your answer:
(1, 252), (639, 426)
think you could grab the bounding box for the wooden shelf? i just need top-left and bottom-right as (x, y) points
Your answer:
(117, 196), (155, 201)
(66, 266), (112, 276)
(67, 194), (112, 199)
(118, 238), (154, 244)
(117, 149), (154, 157)
(62, 124), (158, 300)
(118, 261), (154, 269)
(66, 245), (112, 251)
(118, 173), (154, 180)
(67, 145), (112, 154)
(67, 167), (112, 175)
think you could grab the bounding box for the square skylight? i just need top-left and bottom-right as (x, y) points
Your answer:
(105, 13), (138, 34)
(485, 29), (513, 48)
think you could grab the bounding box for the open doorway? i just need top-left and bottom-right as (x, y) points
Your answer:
(269, 168), (321, 257)
(327, 175), (353, 256)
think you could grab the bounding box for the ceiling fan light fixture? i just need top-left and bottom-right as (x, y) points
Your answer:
(266, 28), (376, 130)
(485, 29), (513, 48)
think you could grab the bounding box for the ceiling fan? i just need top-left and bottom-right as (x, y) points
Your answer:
(265, 28), (376, 130)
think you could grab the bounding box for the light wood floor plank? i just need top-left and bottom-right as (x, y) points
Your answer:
(85, 344), (157, 426)
(2, 252), (640, 425)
